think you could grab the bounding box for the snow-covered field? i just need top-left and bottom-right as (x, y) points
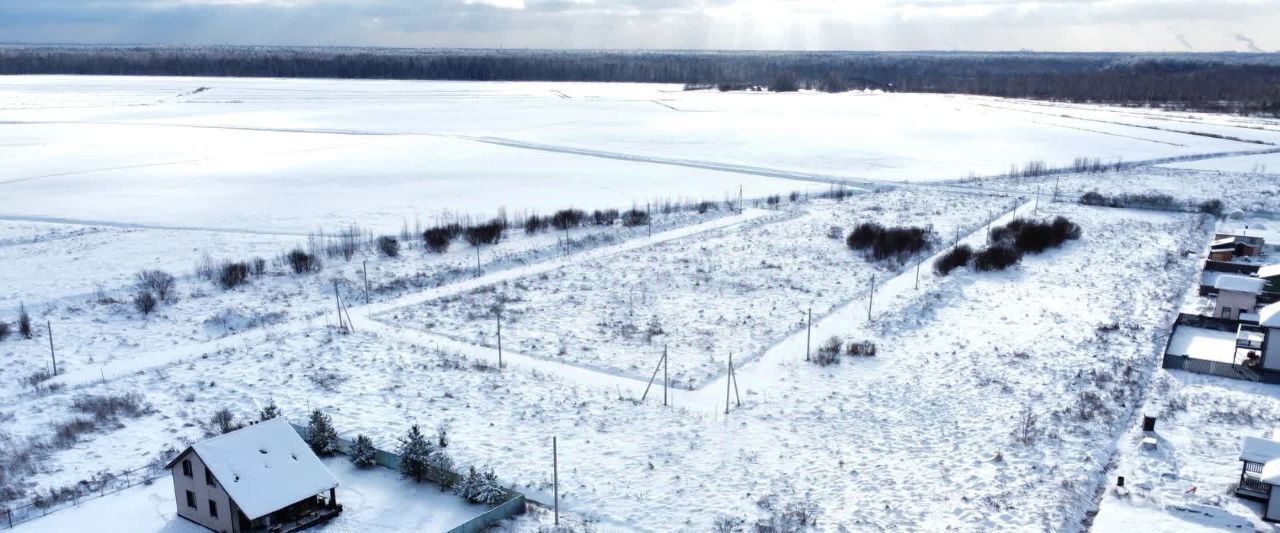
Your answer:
(6, 76), (1280, 532)
(385, 189), (1015, 387)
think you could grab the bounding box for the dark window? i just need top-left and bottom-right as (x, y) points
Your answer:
(208, 499), (218, 518)
(204, 467), (215, 487)
(181, 459), (192, 477)
(185, 490), (196, 509)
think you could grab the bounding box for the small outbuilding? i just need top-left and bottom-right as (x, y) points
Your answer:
(1210, 235), (1264, 261)
(165, 418), (341, 533)
(1214, 274), (1266, 320)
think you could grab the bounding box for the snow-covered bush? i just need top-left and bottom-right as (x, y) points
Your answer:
(136, 270), (176, 301)
(350, 434), (376, 468)
(376, 235), (400, 257)
(847, 223), (933, 261)
(72, 392), (151, 422)
(458, 466), (508, 505)
(753, 493), (821, 532)
(132, 290), (157, 315)
(712, 514), (746, 533)
(933, 244), (973, 276)
(0, 321), (11, 341)
(1198, 199), (1225, 217)
(305, 409), (338, 456)
(250, 257), (267, 277)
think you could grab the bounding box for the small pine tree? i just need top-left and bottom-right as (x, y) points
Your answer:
(459, 466), (483, 501)
(258, 400), (282, 421)
(305, 409), (338, 456)
(350, 434), (376, 468)
(428, 448), (456, 490)
(397, 424), (432, 482)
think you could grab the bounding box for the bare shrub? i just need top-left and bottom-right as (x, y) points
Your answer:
(132, 290), (157, 315)
(1198, 199), (1225, 217)
(934, 244), (973, 276)
(845, 222), (882, 250)
(72, 392), (151, 421)
(848, 223), (932, 261)
(464, 219), (504, 246)
(194, 253), (217, 281)
(286, 249), (322, 274)
(136, 270), (176, 301)
(423, 227), (454, 253)
(591, 209), (619, 226)
(1014, 405), (1040, 445)
(825, 226), (842, 240)
(524, 215), (549, 234)
(812, 336), (843, 366)
(376, 235), (400, 258)
(51, 417), (97, 449)
(18, 303), (31, 339)
(621, 209), (649, 227)
(713, 514), (746, 533)
(551, 209), (586, 230)
(207, 408), (243, 436)
(250, 257), (267, 277)
(0, 321), (10, 341)
(696, 201), (715, 214)
(218, 262), (250, 289)
(974, 245), (1022, 271)
(846, 341), (876, 357)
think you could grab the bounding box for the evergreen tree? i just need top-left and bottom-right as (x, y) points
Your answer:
(474, 469), (507, 505)
(397, 424), (432, 482)
(350, 434), (376, 468)
(459, 466), (483, 502)
(305, 409), (337, 456)
(258, 400), (282, 421)
(428, 448), (456, 490)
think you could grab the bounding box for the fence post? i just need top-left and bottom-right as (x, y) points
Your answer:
(553, 436), (559, 526)
(805, 308), (811, 362)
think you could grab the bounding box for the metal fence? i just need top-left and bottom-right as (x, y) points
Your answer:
(1160, 353), (1280, 384)
(2, 462), (169, 529)
(289, 423), (527, 533)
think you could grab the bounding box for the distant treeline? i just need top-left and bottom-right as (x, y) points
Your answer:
(3, 46), (1280, 114)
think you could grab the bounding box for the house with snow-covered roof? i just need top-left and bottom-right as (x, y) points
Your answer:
(1237, 431), (1280, 521)
(1214, 274), (1266, 320)
(164, 417), (341, 533)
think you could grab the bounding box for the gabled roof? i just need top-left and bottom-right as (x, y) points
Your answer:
(1262, 301), (1280, 328)
(166, 418), (338, 520)
(1215, 274), (1266, 294)
(1241, 435), (1280, 464)
(1259, 264), (1280, 279)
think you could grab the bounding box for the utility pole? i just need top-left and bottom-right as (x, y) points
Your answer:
(1034, 186), (1040, 216)
(738, 185), (743, 212)
(867, 275), (875, 322)
(805, 308), (812, 362)
(47, 320), (56, 375)
(496, 311), (503, 369)
(915, 261), (921, 290)
(553, 436), (559, 526)
(475, 246), (481, 277)
(333, 281), (346, 333)
(663, 345), (669, 407)
(646, 202), (652, 238)
(727, 353), (737, 415)
(362, 260), (369, 304)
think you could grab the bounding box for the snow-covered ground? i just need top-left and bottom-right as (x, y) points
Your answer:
(385, 189), (1015, 387)
(6, 76), (1280, 532)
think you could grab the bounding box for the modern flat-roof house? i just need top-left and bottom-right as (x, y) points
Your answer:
(1214, 274), (1266, 320)
(165, 418), (341, 533)
(1259, 264), (1280, 300)
(1237, 431), (1280, 521)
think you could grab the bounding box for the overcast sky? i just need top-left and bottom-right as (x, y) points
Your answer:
(0, 0), (1276, 52)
